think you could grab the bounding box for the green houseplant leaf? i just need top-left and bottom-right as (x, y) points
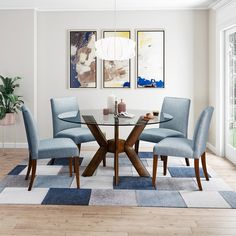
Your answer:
(0, 75), (24, 119)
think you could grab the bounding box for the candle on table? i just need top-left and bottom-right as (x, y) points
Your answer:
(107, 95), (116, 114)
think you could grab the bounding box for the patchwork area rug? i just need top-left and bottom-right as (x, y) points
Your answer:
(0, 151), (236, 208)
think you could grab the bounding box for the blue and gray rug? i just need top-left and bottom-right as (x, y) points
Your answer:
(0, 152), (236, 208)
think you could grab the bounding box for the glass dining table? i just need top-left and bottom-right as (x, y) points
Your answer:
(58, 110), (173, 185)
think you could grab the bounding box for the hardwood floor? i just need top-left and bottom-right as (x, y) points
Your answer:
(0, 148), (236, 236)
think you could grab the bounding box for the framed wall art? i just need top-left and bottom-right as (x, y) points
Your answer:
(102, 30), (131, 88)
(69, 30), (97, 88)
(136, 30), (165, 88)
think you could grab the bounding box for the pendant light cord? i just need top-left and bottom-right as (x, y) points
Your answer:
(114, 0), (117, 34)
(113, 0), (117, 97)
(114, 0), (117, 61)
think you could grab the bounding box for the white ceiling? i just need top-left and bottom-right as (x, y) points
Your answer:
(0, 0), (221, 10)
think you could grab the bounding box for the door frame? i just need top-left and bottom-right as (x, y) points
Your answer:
(223, 26), (236, 164)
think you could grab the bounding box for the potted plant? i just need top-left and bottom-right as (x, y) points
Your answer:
(0, 75), (24, 125)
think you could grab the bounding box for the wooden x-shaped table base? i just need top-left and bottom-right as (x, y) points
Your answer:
(82, 116), (150, 185)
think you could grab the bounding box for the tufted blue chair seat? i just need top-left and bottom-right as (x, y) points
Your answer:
(38, 138), (78, 159)
(153, 138), (193, 158)
(55, 127), (95, 144)
(140, 128), (184, 144)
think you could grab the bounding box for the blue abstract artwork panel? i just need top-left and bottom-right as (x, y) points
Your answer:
(70, 31), (97, 88)
(103, 31), (131, 88)
(137, 30), (165, 88)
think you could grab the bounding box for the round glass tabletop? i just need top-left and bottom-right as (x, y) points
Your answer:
(58, 109), (173, 127)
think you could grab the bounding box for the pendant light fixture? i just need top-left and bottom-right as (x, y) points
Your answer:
(95, 0), (135, 61)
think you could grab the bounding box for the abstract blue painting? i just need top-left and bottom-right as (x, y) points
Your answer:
(69, 31), (97, 88)
(136, 30), (165, 88)
(103, 31), (131, 88)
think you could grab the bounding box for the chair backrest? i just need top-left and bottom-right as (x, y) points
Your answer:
(193, 106), (214, 158)
(160, 97), (191, 137)
(50, 97), (81, 137)
(21, 105), (39, 159)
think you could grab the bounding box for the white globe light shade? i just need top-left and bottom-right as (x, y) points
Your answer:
(95, 37), (135, 61)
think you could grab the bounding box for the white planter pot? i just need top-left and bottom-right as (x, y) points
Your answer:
(0, 113), (16, 126)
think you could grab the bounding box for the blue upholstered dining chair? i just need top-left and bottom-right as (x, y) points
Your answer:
(152, 106), (214, 191)
(21, 105), (80, 191)
(135, 97), (191, 172)
(50, 97), (106, 165)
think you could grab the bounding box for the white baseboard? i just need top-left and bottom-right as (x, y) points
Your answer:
(207, 142), (217, 154)
(0, 142), (28, 148)
(225, 155), (236, 165)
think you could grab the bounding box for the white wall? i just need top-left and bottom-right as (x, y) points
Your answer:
(37, 10), (209, 141)
(0, 9), (209, 146)
(0, 10), (36, 145)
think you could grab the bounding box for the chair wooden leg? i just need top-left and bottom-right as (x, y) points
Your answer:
(163, 156), (168, 176)
(194, 159), (202, 191)
(77, 144), (81, 155)
(25, 158), (32, 180)
(74, 144), (81, 172)
(135, 140), (139, 154)
(201, 152), (209, 181)
(28, 159), (37, 191)
(152, 155), (158, 189)
(114, 151), (119, 186)
(185, 158), (190, 166)
(74, 157), (80, 188)
(69, 158), (73, 177)
(102, 156), (106, 167)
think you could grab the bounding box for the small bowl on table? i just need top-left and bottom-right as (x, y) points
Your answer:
(153, 111), (159, 116)
(144, 112), (154, 120)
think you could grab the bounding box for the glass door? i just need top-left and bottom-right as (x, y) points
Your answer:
(225, 26), (236, 163)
